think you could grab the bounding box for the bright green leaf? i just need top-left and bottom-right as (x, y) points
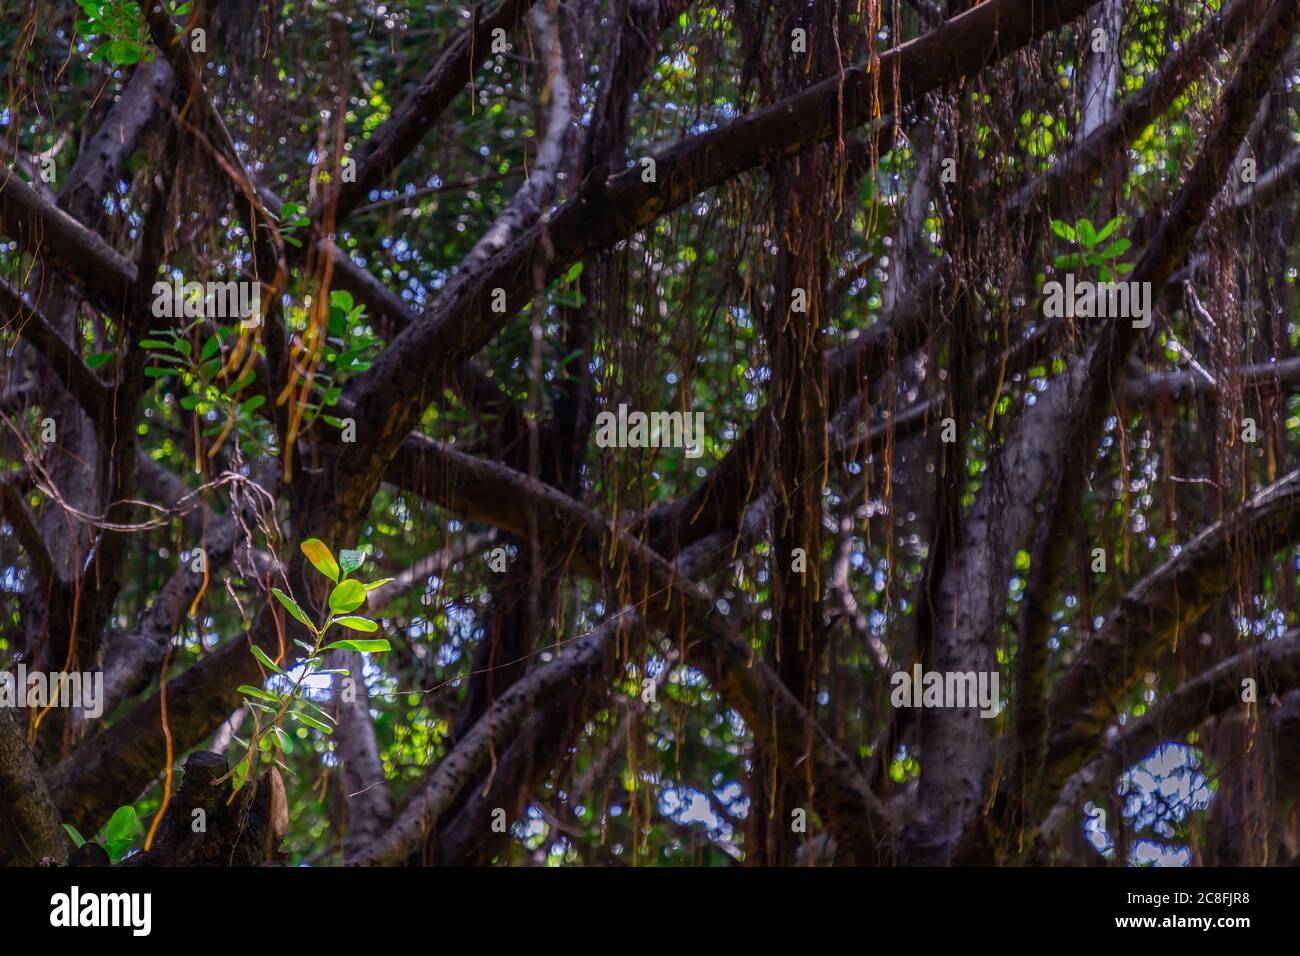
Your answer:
(105, 805), (136, 843)
(270, 587), (313, 631)
(331, 616), (379, 633)
(238, 684), (279, 703)
(328, 579), (366, 614)
(251, 644), (285, 675)
(292, 711), (334, 734)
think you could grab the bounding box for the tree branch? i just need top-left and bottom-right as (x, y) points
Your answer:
(1041, 467), (1300, 810)
(1035, 628), (1300, 849)
(340, 0), (1100, 490)
(0, 705), (68, 865)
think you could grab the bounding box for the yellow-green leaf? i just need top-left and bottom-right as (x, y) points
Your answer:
(332, 616), (378, 633)
(322, 638), (390, 653)
(301, 538), (339, 582)
(292, 711), (333, 734)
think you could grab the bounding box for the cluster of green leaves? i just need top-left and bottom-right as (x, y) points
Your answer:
(76, 1), (192, 67)
(76, 1), (152, 67)
(139, 319), (266, 438)
(312, 290), (380, 430)
(232, 539), (393, 793)
(1050, 215), (1134, 283)
(276, 202), (311, 249)
(62, 805), (138, 863)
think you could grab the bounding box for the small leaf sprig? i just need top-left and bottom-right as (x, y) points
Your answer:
(62, 805), (138, 863)
(231, 539), (393, 793)
(1049, 215), (1133, 283)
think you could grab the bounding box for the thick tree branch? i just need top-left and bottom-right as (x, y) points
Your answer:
(0, 278), (111, 429)
(1041, 467), (1300, 810)
(381, 432), (894, 860)
(1015, 0), (1300, 811)
(340, 0), (1100, 491)
(0, 476), (57, 594)
(1036, 628), (1300, 849)
(0, 705), (69, 865)
(0, 173), (137, 320)
(322, 0), (541, 227)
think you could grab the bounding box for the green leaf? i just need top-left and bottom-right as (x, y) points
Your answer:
(251, 644), (285, 675)
(271, 725), (293, 753)
(86, 351), (113, 370)
(364, 577), (394, 591)
(223, 370), (256, 395)
(332, 616), (379, 633)
(105, 805), (136, 843)
(1094, 216), (1121, 245)
(270, 587), (314, 631)
(139, 339), (172, 350)
(239, 394), (266, 415)
(328, 579), (367, 614)
(1050, 219), (1076, 242)
(304, 701), (337, 724)
(179, 394), (202, 411)
(63, 824), (86, 848)
(322, 637), (390, 653)
(1098, 238), (1132, 258)
(328, 310), (347, 338)
(143, 367), (172, 378)
(330, 290), (354, 312)
(200, 336), (220, 361)
(338, 548), (365, 574)
(232, 756), (250, 793)
(238, 684), (279, 702)
(292, 710), (334, 734)
(1076, 217), (1097, 248)
(301, 538), (340, 582)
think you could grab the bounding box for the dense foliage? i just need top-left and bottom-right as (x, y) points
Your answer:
(1, 0), (1299, 867)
